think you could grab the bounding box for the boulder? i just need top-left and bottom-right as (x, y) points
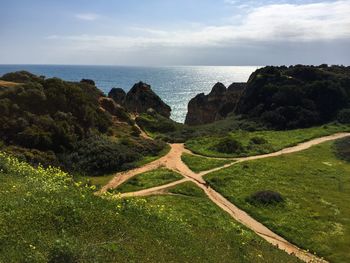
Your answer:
(108, 88), (126, 105)
(185, 82), (246, 125)
(125, 82), (171, 118)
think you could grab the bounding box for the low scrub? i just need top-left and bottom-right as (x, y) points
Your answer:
(334, 137), (350, 162)
(212, 137), (244, 154)
(248, 190), (284, 205)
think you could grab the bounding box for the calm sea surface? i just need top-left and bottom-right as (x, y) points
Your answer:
(0, 65), (259, 123)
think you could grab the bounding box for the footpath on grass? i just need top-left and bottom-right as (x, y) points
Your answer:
(98, 132), (350, 263)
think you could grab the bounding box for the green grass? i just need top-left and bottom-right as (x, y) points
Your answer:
(0, 152), (301, 262)
(205, 141), (350, 263)
(186, 123), (350, 158)
(143, 182), (300, 263)
(113, 168), (183, 193)
(181, 153), (232, 173)
(77, 174), (115, 190)
(0, 153), (202, 262)
(168, 181), (207, 197)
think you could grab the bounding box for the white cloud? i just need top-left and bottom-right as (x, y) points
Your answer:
(75, 13), (99, 21)
(53, 1), (350, 50)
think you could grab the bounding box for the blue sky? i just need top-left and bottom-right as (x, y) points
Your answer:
(0, 0), (349, 65)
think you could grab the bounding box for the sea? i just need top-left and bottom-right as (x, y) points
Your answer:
(0, 65), (260, 123)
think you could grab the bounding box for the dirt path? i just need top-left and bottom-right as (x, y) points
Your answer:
(100, 132), (350, 262)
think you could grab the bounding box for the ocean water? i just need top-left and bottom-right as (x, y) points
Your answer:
(0, 65), (259, 123)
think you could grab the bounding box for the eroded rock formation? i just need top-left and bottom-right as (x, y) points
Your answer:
(185, 82), (246, 125)
(109, 82), (171, 118)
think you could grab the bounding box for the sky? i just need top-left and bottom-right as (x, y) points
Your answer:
(0, 0), (349, 66)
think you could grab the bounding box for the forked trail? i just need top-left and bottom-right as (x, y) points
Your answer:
(99, 132), (350, 263)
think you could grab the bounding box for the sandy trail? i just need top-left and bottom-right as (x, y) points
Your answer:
(100, 132), (350, 262)
(99, 144), (206, 194)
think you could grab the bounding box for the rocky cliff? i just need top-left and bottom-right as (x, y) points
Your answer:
(108, 82), (171, 118)
(185, 82), (246, 125)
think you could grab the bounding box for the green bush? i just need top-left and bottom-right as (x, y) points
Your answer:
(48, 239), (77, 263)
(61, 135), (141, 176)
(248, 190), (284, 205)
(213, 136), (244, 154)
(4, 145), (59, 167)
(337, 109), (350, 124)
(249, 136), (268, 145)
(1, 70), (44, 83)
(334, 137), (350, 162)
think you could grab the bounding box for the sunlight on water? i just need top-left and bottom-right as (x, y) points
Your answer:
(0, 65), (260, 123)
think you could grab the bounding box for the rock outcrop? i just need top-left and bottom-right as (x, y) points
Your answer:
(108, 82), (171, 118)
(124, 82), (172, 118)
(185, 82), (246, 126)
(99, 97), (132, 124)
(108, 88), (126, 105)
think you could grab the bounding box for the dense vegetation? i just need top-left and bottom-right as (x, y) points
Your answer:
(206, 141), (350, 262)
(237, 65), (350, 129)
(0, 71), (166, 175)
(0, 153), (300, 262)
(136, 112), (264, 143)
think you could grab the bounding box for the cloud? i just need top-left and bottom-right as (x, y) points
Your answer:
(50, 1), (350, 54)
(75, 13), (99, 21)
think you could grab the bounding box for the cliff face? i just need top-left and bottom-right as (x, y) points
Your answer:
(185, 82), (246, 126)
(108, 82), (171, 118)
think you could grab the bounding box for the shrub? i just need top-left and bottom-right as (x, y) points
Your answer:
(61, 135), (141, 176)
(4, 145), (59, 167)
(48, 239), (77, 263)
(248, 190), (284, 205)
(337, 109), (350, 124)
(334, 137), (350, 162)
(213, 136), (244, 154)
(131, 125), (141, 137)
(250, 137), (268, 145)
(1, 71), (44, 83)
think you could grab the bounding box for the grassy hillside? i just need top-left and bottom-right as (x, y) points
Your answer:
(205, 141), (350, 262)
(186, 123), (350, 157)
(0, 153), (301, 262)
